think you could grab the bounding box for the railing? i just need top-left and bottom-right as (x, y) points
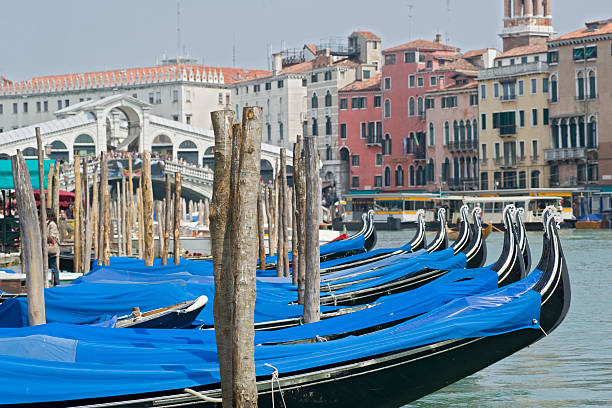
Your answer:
(501, 94), (516, 102)
(164, 161), (214, 182)
(544, 147), (588, 161)
(413, 149), (426, 160)
(366, 135), (382, 146)
(478, 61), (549, 80)
(449, 140), (478, 152)
(494, 157), (518, 168)
(499, 125), (516, 136)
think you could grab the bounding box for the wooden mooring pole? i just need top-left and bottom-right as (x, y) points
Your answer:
(173, 172), (181, 265)
(35, 128), (48, 286)
(142, 152), (154, 266)
(73, 155), (81, 275)
(303, 135), (320, 323)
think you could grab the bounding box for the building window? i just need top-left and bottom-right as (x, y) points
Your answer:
(576, 72), (585, 100)
(429, 123), (434, 146)
(532, 140), (538, 160)
(481, 113), (486, 130)
(493, 111), (516, 135)
(384, 99), (391, 118)
(550, 74), (558, 102)
(265, 82), (271, 90)
(312, 119), (318, 136)
(531, 170), (540, 188)
(325, 117), (332, 135)
(23, 102), (28, 113)
(325, 91), (332, 107)
(352, 155), (360, 167)
(409, 97), (415, 116)
(404, 52), (416, 63)
(384, 166), (391, 186)
(360, 122), (366, 139)
(374, 95), (381, 108)
(324, 71), (332, 81)
(253, 84), (260, 92)
(547, 50), (559, 64)
(531, 78), (537, 94)
(311, 93), (318, 109)
(519, 110), (525, 127)
(518, 80), (524, 96)
(340, 98), (348, 109)
(543, 109), (549, 125)
(494, 142), (500, 160)
(409, 75), (415, 88)
(481, 144), (487, 161)
(519, 140), (525, 160)
(480, 172), (488, 190)
(374, 175), (382, 187)
(383, 134), (391, 155)
(149, 92), (155, 103)
(277, 80), (284, 88)
(375, 154), (382, 166)
(542, 78), (549, 93)
(267, 124), (271, 142)
(325, 145), (332, 160)
(417, 97), (424, 116)
(352, 176), (359, 188)
(519, 171), (526, 189)
(395, 165), (404, 186)
(493, 83), (499, 98)
(172, 90), (179, 102)
(444, 121), (450, 145)
(363, 70), (370, 79)
(311, 73), (318, 83)
(13, 103), (18, 113)
(279, 122), (284, 140)
(588, 71), (597, 99)
(384, 77), (391, 90)
(469, 94), (478, 106)
(384, 54), (396, 65)
(521, 56), (528, 64)
(480, 84), (486, 99)
(351, 97), (366, 109)
(430, 76), (437, 87)
(185, 114), (192, 125)
(417, 77), (424, 87)
(340, 123), (347, 139)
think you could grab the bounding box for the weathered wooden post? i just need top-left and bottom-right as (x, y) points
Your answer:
(136, 187), (143, 259)
(295, 137), (307, 304)
(73, 155), (81, 275)
(264, 185), (273, 256)
(46, 162), (54, 209)
(127, 157), (133, 256)
(257, 186), (266, 269)
(92, 170), (99, 261)
(121, 176), (127, 256)
(173, 172), (181, 264)
(291, 185), (298, 285)
(103, 186), (110, 266)
(198, 200), (204, 227)
(97, 153), (107, 266)
(82, 159), (91, 273)
(156, 200), (164, 259)
(276, 157), (285, 277)
(210, 110), (235, 406)
(203, 198), (210, 228)
(231, 106), (262, 406)
(161, 174), (171, 265)
(35, 128), (49, 286)
(53, 164), (60, 223)
(281, 151), (290, 277)
(142, 152), (154, 266)
(303, 135), (321, 323)
(12, 151), (46, 325)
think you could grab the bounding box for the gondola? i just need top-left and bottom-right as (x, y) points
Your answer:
(0, 208), (569, 408)
(115, 295), (208, 329)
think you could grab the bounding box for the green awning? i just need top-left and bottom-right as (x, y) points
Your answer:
(0, 159), (53, 190)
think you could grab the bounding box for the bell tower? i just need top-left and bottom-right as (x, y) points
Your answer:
(500, 0), (554, 52)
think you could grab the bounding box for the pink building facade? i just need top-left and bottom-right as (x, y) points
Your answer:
(337, 75), (383, 191)
(381, 39), (460, 191)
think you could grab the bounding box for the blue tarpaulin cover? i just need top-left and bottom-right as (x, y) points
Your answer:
(0, 270), (543, 405)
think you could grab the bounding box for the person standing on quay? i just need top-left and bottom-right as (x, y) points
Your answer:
(46, 208), (60, 287)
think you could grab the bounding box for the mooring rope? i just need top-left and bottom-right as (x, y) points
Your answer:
(183, 387), (222, 403)
(264, 363), (287, 408)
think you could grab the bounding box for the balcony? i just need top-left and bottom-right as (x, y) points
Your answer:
(498, 125), (516, 137)
(448, 139), (478, 152)
(447, 178), (478, 191)
(501, 94), (517, 102)
(494, 157), (518, 168)
(478, 61), (549, 81)
(366, 135), (382, 146)
(544, 147), (588, 162)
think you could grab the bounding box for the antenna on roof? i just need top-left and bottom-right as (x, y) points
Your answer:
(233, 32), (236, 68)
(267, 43), (272, 71)
(407, 2), (415, 41)
(177, 1), (181, 60)
(445, 0), (451, 44)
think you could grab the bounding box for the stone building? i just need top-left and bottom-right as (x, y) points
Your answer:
(546, 18), (612, 187)
(501, 0), (553, 52)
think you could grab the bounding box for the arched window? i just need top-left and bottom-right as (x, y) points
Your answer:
(22, 147), (38, 158)
(326, 145), (332, 160)
(588, 116), (597, 148)
(569, 118), (577, 148)
(311, 93), (318, 109)
(428, 123), (434, 146)
(384, 134), (392, 155)
(416, 166), (425, 186)
(473, 119), (478, 142)
(178, 140), (199, 164)
(267, 123), (272, 142)
(453, 120), (459, 142)
(49, 140), (69, 162)
(384, 166), (391, 187)
(325, 91), (332, 107)
(384, 99), (391, 118)
(466, 157), (472, 179)
(560, 119), (569, 148)
(442, 158), (450, 182)
(408, 132), (415, 154)
(453, 157), (459, 186)
(466, 121), (472, 142)
(427, 159), (434, 183)
(550, 74), (558, 102)
(152, 134), (173, 157)
(395, 165), (404, 186)
(578, 117), (586, 147)
(459, 120), (466, 142)
(460, 157), (466, 179)
(409, 165), (415, 186)
(325, 116), (332, 135)
(279, 122), (284, 140)
(551, 120), (560, 149)
(312, 118), (318, 136)
(576, 71), (585, 100)
(444, 121), (450, 145)
(409, 97), (415, 116)
(417, 97), (423, 117)
(74, 134), (95, 157)
(588, 70), (597, 99)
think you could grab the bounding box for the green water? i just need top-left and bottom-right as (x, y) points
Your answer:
(373, 229), (612, 407)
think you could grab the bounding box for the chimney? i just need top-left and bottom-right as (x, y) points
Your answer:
(272, 52), (283, 76)
(435, 34), (442, 43)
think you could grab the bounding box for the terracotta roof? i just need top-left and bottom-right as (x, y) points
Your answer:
(552, 18), (612, 41)
(463, 48), (493, 58)
(433, 58), (479, 73)
(281, 61), (313, 74)
(339, 74), (382, 92)
(0, 64), (271, 95)
(496, 44), (547, 58)
(384, 39), (459, 54)
(304, 44), (318, 54)
(429, 81), (478, 93)
(352, 31), (380, 40)
(1, 76), (11, 85)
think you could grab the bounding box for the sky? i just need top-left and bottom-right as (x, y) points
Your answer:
(0, 0), (610, 81)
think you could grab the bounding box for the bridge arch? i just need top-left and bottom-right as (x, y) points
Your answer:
(73, 133), (96, 158)
(50, 140), (69, 162)
(177, 140), (199, 164)
(151, 134), (173, 158)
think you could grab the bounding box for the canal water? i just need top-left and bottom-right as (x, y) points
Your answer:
(373, 229), (612, 407)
